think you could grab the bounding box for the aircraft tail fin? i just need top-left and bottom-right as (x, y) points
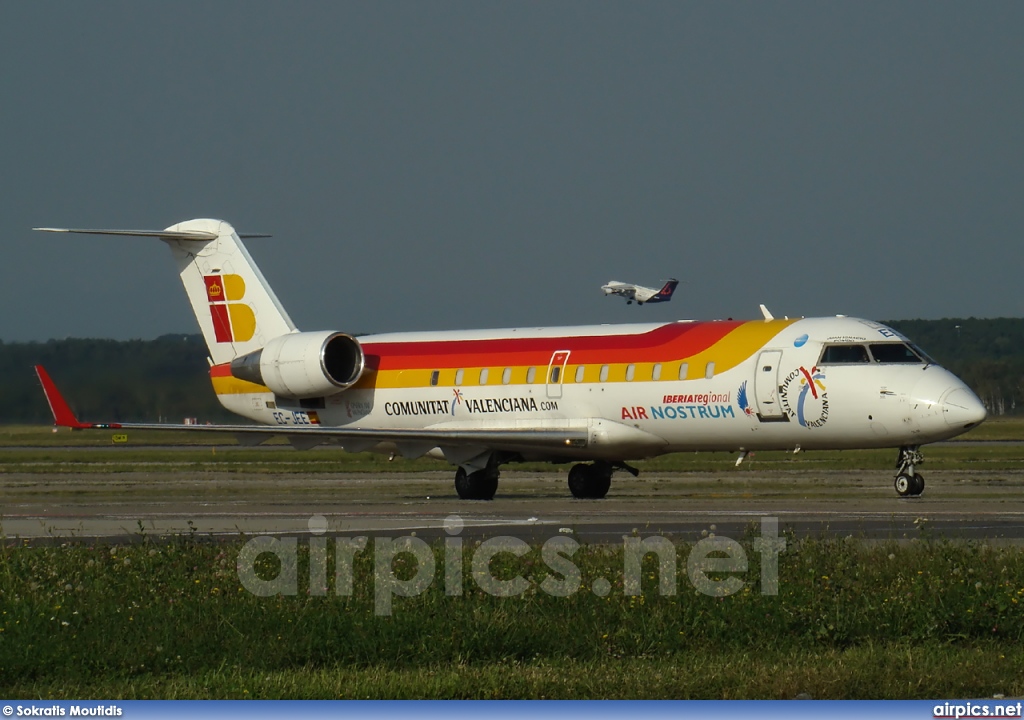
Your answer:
(35, 219), (297, 365)
(653, 279), (679, 301)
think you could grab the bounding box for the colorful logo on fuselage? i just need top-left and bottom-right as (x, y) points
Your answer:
(204, 274), (255, 343)
(780, 366), (829, 428)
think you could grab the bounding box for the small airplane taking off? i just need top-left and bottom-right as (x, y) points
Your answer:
(34, 219), (986, 501)
(602, 278), (678, 305)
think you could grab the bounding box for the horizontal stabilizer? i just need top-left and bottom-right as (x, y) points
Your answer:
(34, 228), (271, 240)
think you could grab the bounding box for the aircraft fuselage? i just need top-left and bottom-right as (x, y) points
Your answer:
(214, 316), (984, 460)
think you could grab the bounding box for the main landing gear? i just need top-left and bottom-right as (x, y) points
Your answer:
(567, 461), (638, 499)
(454, 466), (500, 500)
(894, 446), (925, 498)
(452, 458), (639, 500)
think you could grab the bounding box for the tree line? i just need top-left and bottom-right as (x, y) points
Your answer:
(3, 318), (1024, 424)
(1, 335), (234, 424)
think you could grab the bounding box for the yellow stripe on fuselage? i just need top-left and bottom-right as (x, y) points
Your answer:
(353, 319), (797, 391)
(211, 375), (271, 395)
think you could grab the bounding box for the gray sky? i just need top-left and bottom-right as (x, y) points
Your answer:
(3, 2), (1023, 342)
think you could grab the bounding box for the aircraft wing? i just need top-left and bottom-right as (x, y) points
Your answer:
(601, 281), (637, 300)
(34, 365), (601, 458)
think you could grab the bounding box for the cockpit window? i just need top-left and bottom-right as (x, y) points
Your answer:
(819, 344), (870, 364)
(868, 343), (924, 364)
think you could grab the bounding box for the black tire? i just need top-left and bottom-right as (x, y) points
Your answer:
(568, 463), (591, 498)
(589, 471), (612, 499)
(471, 470), (499, 501)
(568, 463), (612, 499)
(455, 467), (499, 500)
(894, 473), (913, 497)
(454, 466), (473, 499)
(911, 473), (925, 497)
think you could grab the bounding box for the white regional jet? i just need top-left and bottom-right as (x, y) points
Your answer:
(34, 219), (986, 500)
(602, 278), (678, 305)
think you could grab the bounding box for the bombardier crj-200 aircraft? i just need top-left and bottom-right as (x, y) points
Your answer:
(35, 219), (986, 500)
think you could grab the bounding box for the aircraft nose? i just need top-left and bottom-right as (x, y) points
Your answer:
(941, 386), (987, 429)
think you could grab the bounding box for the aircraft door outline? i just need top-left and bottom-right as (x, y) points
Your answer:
(546, 350), (571, 399)
(754, 350), (786, 420)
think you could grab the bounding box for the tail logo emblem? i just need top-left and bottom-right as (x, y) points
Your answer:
(204, 274), (256, 343)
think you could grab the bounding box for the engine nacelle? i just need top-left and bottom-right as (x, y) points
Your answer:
(230, 331), (365, 399)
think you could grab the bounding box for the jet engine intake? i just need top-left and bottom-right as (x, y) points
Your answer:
(230, 331), (364, 399)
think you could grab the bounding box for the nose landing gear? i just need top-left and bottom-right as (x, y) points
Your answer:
(894, 446), (925, 497)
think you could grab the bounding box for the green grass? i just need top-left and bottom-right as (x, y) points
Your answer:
(2, 443), (1024, 474)
(6, 646), (1022, 699)
(955, 416), (1024, 441)
(1, 536), (1022, 698)
(0, 425), (252, 447)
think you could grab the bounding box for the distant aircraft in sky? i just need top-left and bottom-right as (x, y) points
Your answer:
(34, 219), (985, 501)
(602, 278), (678, 305)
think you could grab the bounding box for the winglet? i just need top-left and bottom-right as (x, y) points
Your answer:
(34, 365), (121, 429)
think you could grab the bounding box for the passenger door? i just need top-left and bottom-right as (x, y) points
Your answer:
(546, 350), (571, 399)
(754, 350), (785, 419)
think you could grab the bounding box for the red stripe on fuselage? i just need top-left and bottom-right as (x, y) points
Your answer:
(210, 364), (233, 378)
(360, 321), (742, 371)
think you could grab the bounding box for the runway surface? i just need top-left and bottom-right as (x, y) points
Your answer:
(3, 466), (1023, 544)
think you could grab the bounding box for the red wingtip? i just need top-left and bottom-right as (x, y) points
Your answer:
(34, 365), (90, 429)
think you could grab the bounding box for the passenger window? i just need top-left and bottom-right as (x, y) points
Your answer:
(820, 344), (870, 364)
(430, 370), (440, 387)
(479, 368), (489, 385)
(600, 365), (609, 382)
(502, 367), (512, 385)
(454, 369), (464, 386)
(869, 343), (923, 364)
(705, 362), (715, 379)
(550, 366), (560, 383)
(526, 367), (536, 383)
(678, 363), (688, 380)
(625, 364), (635, 381)
(575, 366), (585, 383)
(652, 363), (662, 381)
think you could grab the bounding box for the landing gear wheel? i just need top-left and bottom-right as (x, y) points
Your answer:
(567, 463), (612, 499)
(568, 464), (589, 498)
(455, 467), (472, 499)
(473, 470), (499, 500)
(454, 466), (499, 500)
(589, 472), (611, 499)
(910, 473), (925, 497)
(894, 473), (913, 497)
